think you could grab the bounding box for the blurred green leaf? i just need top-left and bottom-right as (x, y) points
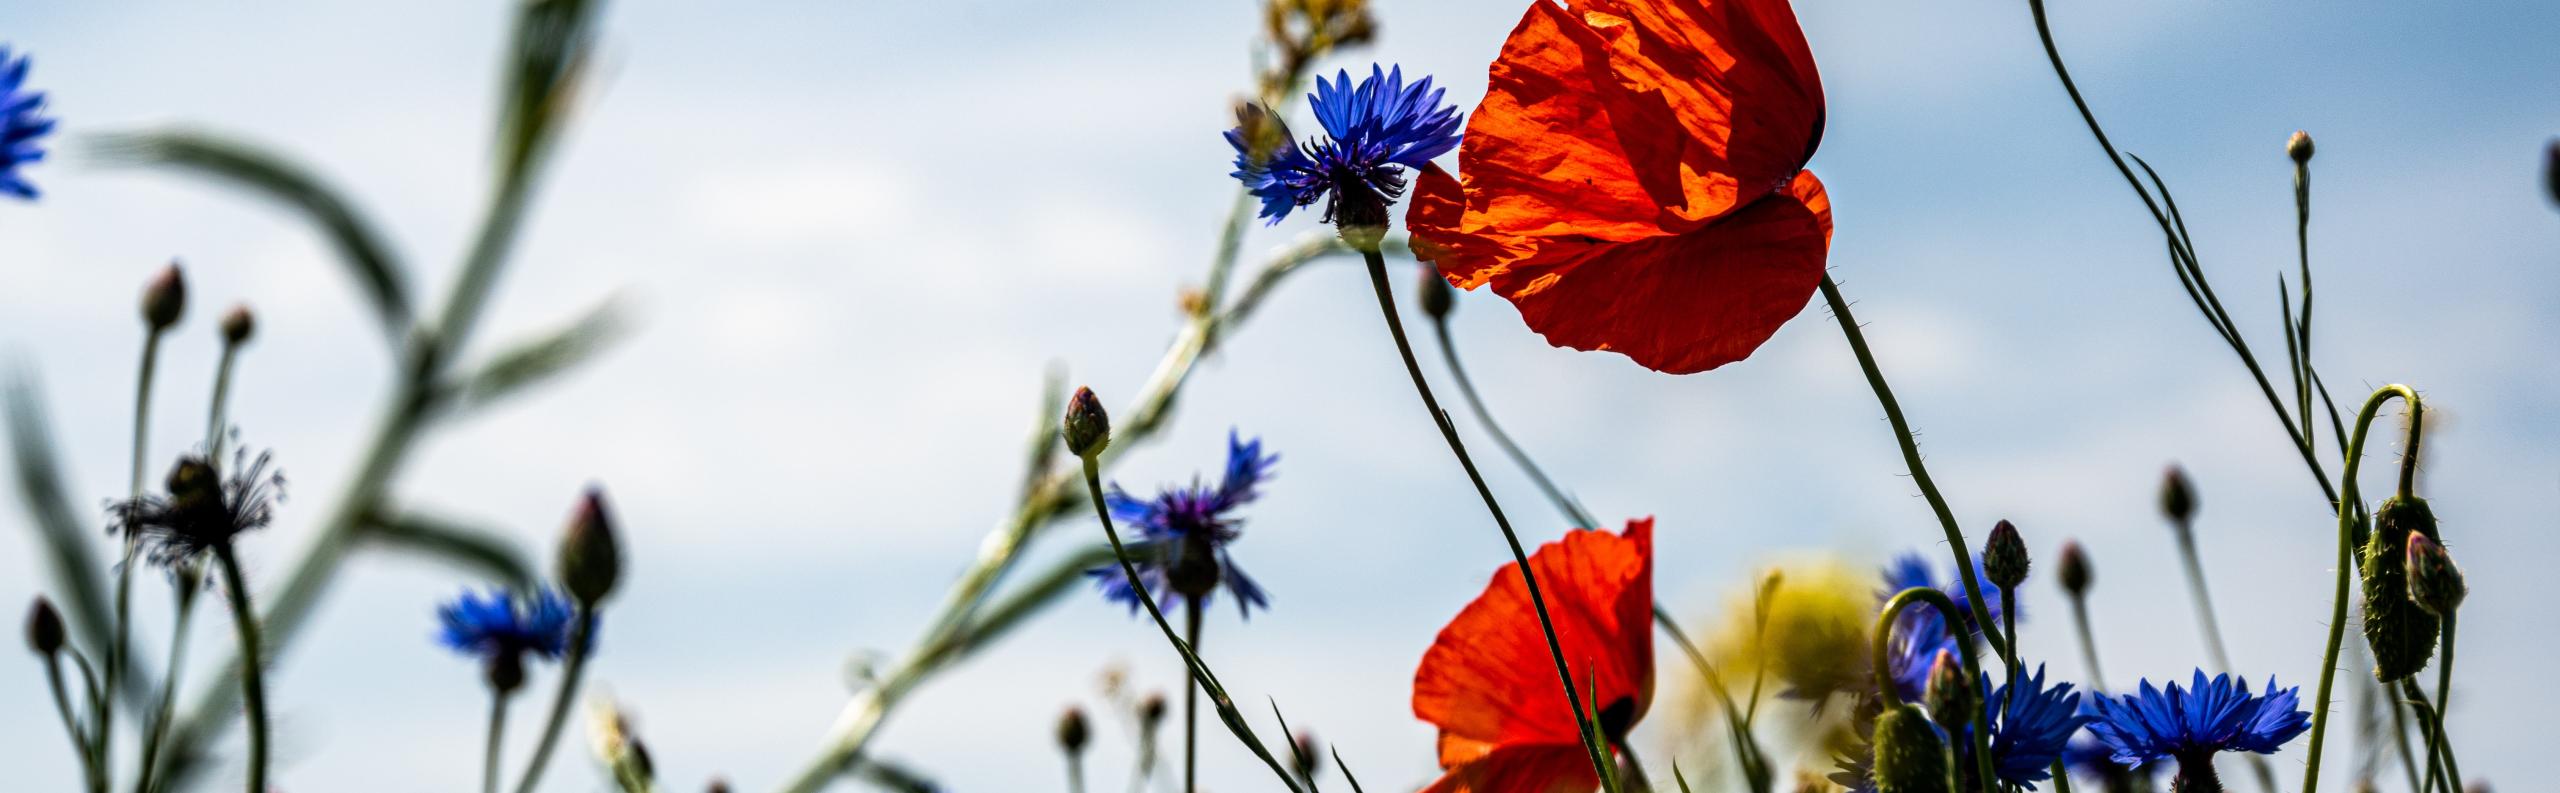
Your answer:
(1333, 747), (1368, 793)
(854, 757), (941, 793)
(362, 510), (537, 590)
(445, 296), (630, 417)
(91, 130), (414, 343)
(497, 0), (601, 177)
(935, 543), (1119, 668)
(3, 373), (114, 659)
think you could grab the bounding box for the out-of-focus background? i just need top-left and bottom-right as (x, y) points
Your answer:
(3, 1), (2555, 791)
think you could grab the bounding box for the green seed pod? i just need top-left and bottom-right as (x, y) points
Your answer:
(1871, 703), (1954, 793)
(2360, 495), (2441, 682)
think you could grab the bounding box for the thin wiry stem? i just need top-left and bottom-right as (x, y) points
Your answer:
(2169, 522), (2236, 675)
(109, 330), (167, 781)
(134, 581), (200, 793)
(211, 545), (270, 793)
(1873, 587), (1997, 792)
(2064, 594), (2107, 694)
(46, 654), (101, 792)
(483, 688), (512, 793)
(2302, 385), (2421, 793)
(509, 608), (595, 793)
(1183, 601), (1202, 793)
(2419, 618), (2461, 793)
(1358, 247), (1619, 792)
(1428, 315), (1596, 529)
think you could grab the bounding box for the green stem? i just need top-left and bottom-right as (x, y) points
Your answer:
(210, 545), (269, 793)
(2420, 617), (2460, 793)
(1183, 600), (1202, 793)
(484, 688), (512, 793)
(2292, 157), (2314, 444)
(134, 582), (201, 793)
(2065, 594), (2108, 693)
(2169, 524), (2235, 675)
(109, 331), (166, 778)
(47, 654), (101, 791)
(1653, 608), (1770, 793)
(508, 608), (594, 793)
(2000, 584), (2019, 694)
(206, 344), (240, 463)
(1068, 755), (1086, 793)
(1358, 247), (1618, 792)
(1818, 275), (2009, 665)
(2382, 675), (2424, 793)
(1078, 456), (1305, 793)
(2301, 385), (2420, 793)
(1873, 587), (1997, 793)
(1428, 315), (1597, 529)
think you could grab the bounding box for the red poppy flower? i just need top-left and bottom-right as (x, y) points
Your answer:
(1413, 519), (1654, 793)
(1407, 0), (1832, 375)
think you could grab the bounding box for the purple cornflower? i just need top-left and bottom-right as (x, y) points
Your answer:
(1087, 430), (1278, 618)
(2083, 671), (2310, 793)
(1225, 65), (1462, 227)
(438, 587), (579, 661)
(0, 46), (54, 199)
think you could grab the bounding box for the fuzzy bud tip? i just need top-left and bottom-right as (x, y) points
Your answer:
(1062, 386), (1111, 459)
(1138, 691), (1169, 730)
(1416, 268), (1455, 321)
(1922, 649), (1973, 727)
(1871, 703), (1954, 793)
(1056, 706), (1090, 755)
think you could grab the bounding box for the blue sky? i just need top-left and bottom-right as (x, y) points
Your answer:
(2, 1), (2555, 791)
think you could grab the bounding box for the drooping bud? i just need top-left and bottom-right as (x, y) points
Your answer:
(2287, 130), (2316, 165)
(220, 304), (256, 346)
(1416, 267), (1454, 321)
(1056, 706), (1091, 756)
(2159, 465), (2197, 528)
(24, 596), (64, 656)
(2404, 533), (2466, 618)
(1870, 702), (1954, 793)
(1061, 386), (1111, 460)
(1983, 520), (2029, 590)
(142, 261), (188, 331)
(1292, 729), (1321, 782)
(1921, 649), (1973, 729)
(2056, 541), (2092, 597)
(2360, 495), (2442, 681)
(559, 486), (623, 607)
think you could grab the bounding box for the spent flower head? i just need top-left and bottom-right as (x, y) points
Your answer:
(1087, 429), (1278, 617)
(111, 450), (284, 570)
(1225, 64), (1461, 229)
(0, 46), (54, 200)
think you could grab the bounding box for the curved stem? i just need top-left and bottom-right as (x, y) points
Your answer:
(1872, 587), (1997, 792)
(1079, 457), (1304, 793)
(1819, 276), (2009, 665)
(1358, 248), (1618, 792)
(211, 545), (269, 793)
(46, 654), (101, 791)
(2301, 384), (2420, 793)
(483, 689), (512, 793)
(1429, 315), (1598, 529)
(2420, 616), (2459, 793)
(1183, 601), (1201, 793)
(509, 608), (595, 793)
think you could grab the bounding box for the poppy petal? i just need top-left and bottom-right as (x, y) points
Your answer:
(1414, 519), (1656, 765)
(1419, 744), (1601, 793)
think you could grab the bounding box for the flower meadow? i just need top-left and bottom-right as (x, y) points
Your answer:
(3, 1), (2555, 793)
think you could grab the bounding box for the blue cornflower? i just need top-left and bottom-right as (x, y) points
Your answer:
(1969, 666), (2089, 789)
(1087, 430), (1278, 618)
(1878, 553), (2008, 702)
(2062, 736), (2160, 786)
(2083, 671), (2310, 792)
(437, 587), (580, 662)
(0, 46), (55, 200)
(1224, 64), (1462, 227)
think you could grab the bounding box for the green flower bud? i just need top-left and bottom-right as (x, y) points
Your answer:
(1062, 386), (1111, 459)
(2159, 465), (2197, 527)
(2056, 540), (2092, 598)
(1922, 649), (1973, 729)
(559, 487), (622, 607)
(2360, 495), (2441, 682)
(221, 304), (256, 346)
(1871, 702), (1954, 793)
(142, 261), (187, 331)
(2404, 533), (2465, 618)
(24, 596), (64, 656)
(2287, 130), (2316, 165)
(1983, 519), (2028, 589)
(1056, 706), (1090, 756)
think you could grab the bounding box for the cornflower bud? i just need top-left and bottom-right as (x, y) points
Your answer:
(24, 596), (64, 656)
(2056, 541), (2092, 598)
(221, 304), (256, 346)
(2404, 533), (2465, 618)
(560, 486), (622, 607)
(2159, 465), (2197, 528)
(1983, 519), (2029, 590)
(1062, 386), (1111, 459)
(1922, 649), (1973, 729)
(1871, 702), (1954, 793)
(1056, 706), (1091, 756)
(2287, 130), (2316, 165)
(2360, 495), (2442, 681)
(143, 261), (187, 331)
(1417, 267), (1454, 321)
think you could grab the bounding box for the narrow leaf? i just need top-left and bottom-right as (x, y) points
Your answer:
(4, 373), (114, 658)
(362, 511), (537, 590)
(446, 297), (630, 417)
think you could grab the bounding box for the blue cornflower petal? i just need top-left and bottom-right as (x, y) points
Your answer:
(1974, 666), (2089, 789)
(1088, 430), (1279, 617)
(436, 587), (582, 662)
(0, 46), (53, 201)
(1223, 63), (1463, 226)
(1877, 552), (2011, 703)
(2084, 669), (2310, 772)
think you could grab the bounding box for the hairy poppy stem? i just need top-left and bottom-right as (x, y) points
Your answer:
(2302, 384), (2421, 793)
(1872, 587), (1998, 792)
(2418, 618), (2461, 793)
(509, 608), (595, 793)
(1816, 275), (2009, 667)
(210, 544), (269, 793)
(1358, 247), (1620, 793)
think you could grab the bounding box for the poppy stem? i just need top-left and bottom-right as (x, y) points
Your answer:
(2418, 617), (2461, 793)
(1872, 587), (1998, 792)
(2301, 384), (2421, 793)
(1078, 455), (1306, 793)
(508, 607), (596, 793)
(1184, 600), (1202, 793)
(210, 544), (269, 793)
(1357, 247), (1620, 793)
(1815, 275), (2009, 667)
